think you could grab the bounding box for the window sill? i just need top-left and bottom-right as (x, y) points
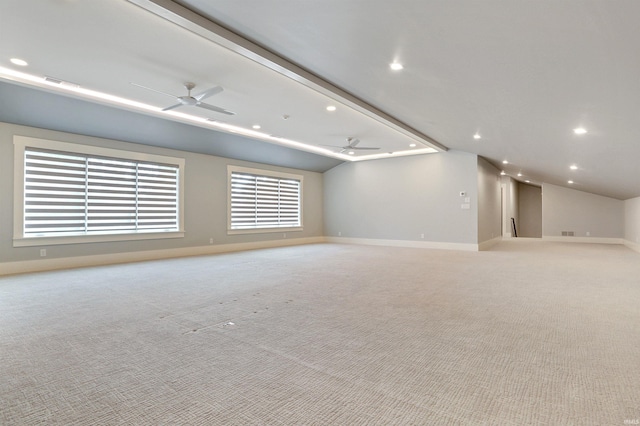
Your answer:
(227, 227), (303, 236)
(13, 231), (185, 247)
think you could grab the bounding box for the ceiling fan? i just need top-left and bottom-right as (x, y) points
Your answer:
(131, 82), (235, 115)
(325, 137), (380, 154)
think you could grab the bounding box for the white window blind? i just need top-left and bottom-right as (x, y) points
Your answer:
(23, 147), (179, 237)
(230, 170), (301, 230)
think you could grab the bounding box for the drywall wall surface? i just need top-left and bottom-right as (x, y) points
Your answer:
(324, 150), (479, 244)
(624, 196), (640, 243)
(0, 122), (324, 265)
(542, 183), (623, 238)
(501, 176), (519, 237)
(518, 183), (542, 238)
(477, 157), (501, 243)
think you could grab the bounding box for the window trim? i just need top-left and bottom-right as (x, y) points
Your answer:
(13, 135), (185, 247)
(227, 165), (303, 235)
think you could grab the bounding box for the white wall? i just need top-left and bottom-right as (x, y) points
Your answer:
(0, 122), (324, 270)
(477, 157), (501, 244)
(624, 197), (640, 250)
(542, 183), (623, 240)
(324, 150), (479, 247)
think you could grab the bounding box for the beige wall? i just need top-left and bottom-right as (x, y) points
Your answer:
(542, 183), (623, 239)
(518, 183), (542, 238)
(477, 157), (501, 243)
(324, 150), (479, 245)
(0, 122), (324, 267)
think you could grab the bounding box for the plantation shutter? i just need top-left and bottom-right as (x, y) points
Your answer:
(230, 171), (301, 229)
(24, 148), (179, 237)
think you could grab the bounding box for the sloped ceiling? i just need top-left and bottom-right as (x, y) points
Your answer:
(2, 0), (640, 199)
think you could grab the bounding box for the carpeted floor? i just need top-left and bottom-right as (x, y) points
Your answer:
(1, 240), (639, 425)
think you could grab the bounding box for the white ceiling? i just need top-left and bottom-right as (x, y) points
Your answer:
(2, 0), (640, 199)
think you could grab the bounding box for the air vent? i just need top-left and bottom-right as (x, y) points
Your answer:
(43, 76), (80, 88)
(561, 231), (575, 236)
(44, 76), (63, 84)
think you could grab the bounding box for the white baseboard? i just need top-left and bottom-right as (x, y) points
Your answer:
(623, 239), (640, 254)
(324, 236), (479, 252)
(0, 237), (325, 276)
(478, 236), (503, 251)
(542, 236), (624, 244)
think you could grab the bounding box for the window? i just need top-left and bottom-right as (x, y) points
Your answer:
(14, 136), (184, 246)
(228, 165), (302, 233)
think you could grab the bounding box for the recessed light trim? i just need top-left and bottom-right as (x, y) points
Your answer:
(326, 105), (336, 112)
(517, 173), (522, 177)
(409, 143), (417, 148)
(502, 160), (509, 164)
(573, 127), (587, 135)
(568, 180), (574, 184)
(390, 62), (404, 71)
(500, 171), (506, 176)
(570, 165), (578, 170)
(473, 133), (481, 140)
(10, 58), (28, 66)
(252, 124), (261, 129)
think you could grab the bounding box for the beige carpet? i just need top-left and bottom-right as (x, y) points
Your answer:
(1, 240), (639, 425)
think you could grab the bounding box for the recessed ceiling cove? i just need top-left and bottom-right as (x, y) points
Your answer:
(0, 0), (445, 162)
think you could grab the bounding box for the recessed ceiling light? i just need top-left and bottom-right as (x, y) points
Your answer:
(473, 133), (481, 140)
(409, 143), (417, 148)
(500, 171), (506, 176)
(568, 180), (574, 184)
(525, 180), (530, 183)
(570, 164), (578, 170)
(348, 151), (355, 155)
(502, 160), (509, 164)
(573, 127), (587, 135)
(517, 173), (522, 177)
(10, 58), (28, 66)
(326, 105), (336, 112)
(390, 62), (404, 71)
(252, 124), (261, 129)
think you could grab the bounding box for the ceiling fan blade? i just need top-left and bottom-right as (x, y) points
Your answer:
(352, 146), (380, 150)
(194, 86), (223, 101)
(130, 82), (176, 99)
(348, 138), (361, 148)
(196, 102), (236, 115)
(162, 103), (183, 111)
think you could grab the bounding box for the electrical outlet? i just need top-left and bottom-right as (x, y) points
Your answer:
(586, 231), (590, 237)
(420, 233), (425, 239)
(209, 238), (213, 244)
(40, 249), (47, 257)
(338, 231), (341, 237)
